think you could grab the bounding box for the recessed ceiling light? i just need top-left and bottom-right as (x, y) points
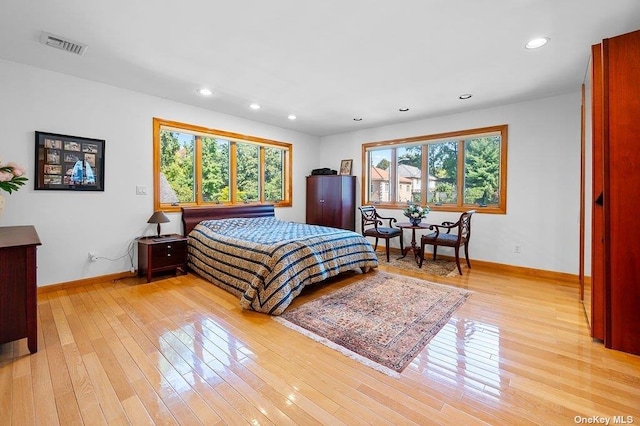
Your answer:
(353, 117), (363, 121)
(399, 107), (410, 112)
(459, 94), (472, 100)
(249, 103), (261, 110)
(525, 37), (550, 49)
(197, 88), (213, 96)
(288, 114), (297, 120)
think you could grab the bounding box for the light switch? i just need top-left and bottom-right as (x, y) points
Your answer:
(136, 185), (147, 195)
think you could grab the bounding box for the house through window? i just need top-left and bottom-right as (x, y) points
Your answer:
(363, 125), (507, 214)
(153, 118), (292, 211)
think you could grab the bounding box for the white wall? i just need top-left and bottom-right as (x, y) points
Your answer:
(0, 59), (320, 286)
(319, 92), (582, 274)
(0, 57), (581, 282)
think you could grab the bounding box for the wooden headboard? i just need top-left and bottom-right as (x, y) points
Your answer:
(181, 204), (276, 235)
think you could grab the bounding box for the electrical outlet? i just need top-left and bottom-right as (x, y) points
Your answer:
(135, 185), (147, 195)
(88, 251), (98, 262)
(514, 245), (521, 254)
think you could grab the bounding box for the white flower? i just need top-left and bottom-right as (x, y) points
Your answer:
(403, 204), (430, 218)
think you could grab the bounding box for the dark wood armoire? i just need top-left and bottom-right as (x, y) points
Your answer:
(582, 29), (640, 355)
(306, 175), (356, 231)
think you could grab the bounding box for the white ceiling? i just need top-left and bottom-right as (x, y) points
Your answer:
(2, 0), (640, 136)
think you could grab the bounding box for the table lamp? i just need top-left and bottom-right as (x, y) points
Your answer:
(147, 211), (170, 237)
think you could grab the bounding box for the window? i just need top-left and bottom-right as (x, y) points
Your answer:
(363, 125), (507, 214)
(201, 137), (230, 203)
(236, 142), (259, 202)
(153, 118), (292, 211)
(397, 145), (423, 203)
(368, 148), (392, 203)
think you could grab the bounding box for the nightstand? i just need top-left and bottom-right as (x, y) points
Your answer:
(137, 234), (188, 282)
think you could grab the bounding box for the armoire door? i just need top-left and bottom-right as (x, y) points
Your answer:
(590, 42), (605, 341)
(306, 176), (325, 226)
(318, 176), (345, 229)
(602, 29), (640, 355)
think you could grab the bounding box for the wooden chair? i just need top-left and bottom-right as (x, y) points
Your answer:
(419, 210), (475, 274)
(358, 205), (403, 262)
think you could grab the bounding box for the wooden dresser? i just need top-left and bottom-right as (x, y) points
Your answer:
(0, 225), (41, 353)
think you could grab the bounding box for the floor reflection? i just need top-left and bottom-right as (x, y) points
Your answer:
(413, 317), (503, 401)
(156, 313), (253, 391)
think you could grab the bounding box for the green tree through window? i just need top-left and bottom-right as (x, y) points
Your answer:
(201, 137), (230, 203)
(160, 131), (195, 203)
(428, 141), (458, 204)
(153, 118), (292, 211)
(236, 143), (259, 202)
(464, 136), (501, 205)
(264, 147), (284, 202)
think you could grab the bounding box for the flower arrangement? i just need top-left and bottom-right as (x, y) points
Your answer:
(403, 203), (429, 222)
(0, 160), (28, 194)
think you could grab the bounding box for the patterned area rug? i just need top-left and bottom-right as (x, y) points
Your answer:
(275, 271), (471, 376)
(376, 251), (460, 277)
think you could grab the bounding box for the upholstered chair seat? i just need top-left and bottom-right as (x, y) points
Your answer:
(358, 206), (403, 262)
(419, 210), (475, 275)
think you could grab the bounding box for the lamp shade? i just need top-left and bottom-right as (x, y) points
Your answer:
(147, 211), (170, 224)
(147, 211), (170, 237)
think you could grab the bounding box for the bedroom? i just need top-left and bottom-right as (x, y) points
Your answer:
(1, 1), (640, 424)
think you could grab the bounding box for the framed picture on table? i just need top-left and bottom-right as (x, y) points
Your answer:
(339, 159), (353, 175)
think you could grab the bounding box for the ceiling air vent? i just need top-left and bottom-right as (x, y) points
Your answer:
(39, 32), (88, 56)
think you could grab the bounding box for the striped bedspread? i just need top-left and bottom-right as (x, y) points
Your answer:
(187, 217), (379, 315)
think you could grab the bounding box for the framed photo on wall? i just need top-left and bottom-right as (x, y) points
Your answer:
(340, 159), (353, 175)
(34, 131), (105, 191)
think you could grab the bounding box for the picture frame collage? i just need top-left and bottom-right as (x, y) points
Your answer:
(35, 131), (105, 191)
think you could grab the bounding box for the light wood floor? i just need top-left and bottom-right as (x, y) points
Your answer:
(2, 261), (640, 425)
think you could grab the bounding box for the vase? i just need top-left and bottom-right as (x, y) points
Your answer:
(0, 194), (4, 218)
(409, 217), (421, 226)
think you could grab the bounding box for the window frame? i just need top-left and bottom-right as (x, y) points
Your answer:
(153, 118), (292, 212)
(361, 124), (508, 214)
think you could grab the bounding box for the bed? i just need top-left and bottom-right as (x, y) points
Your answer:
(181, 205), (379, 315)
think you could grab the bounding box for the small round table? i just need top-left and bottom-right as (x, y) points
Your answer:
(396, 222), (432, 264)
